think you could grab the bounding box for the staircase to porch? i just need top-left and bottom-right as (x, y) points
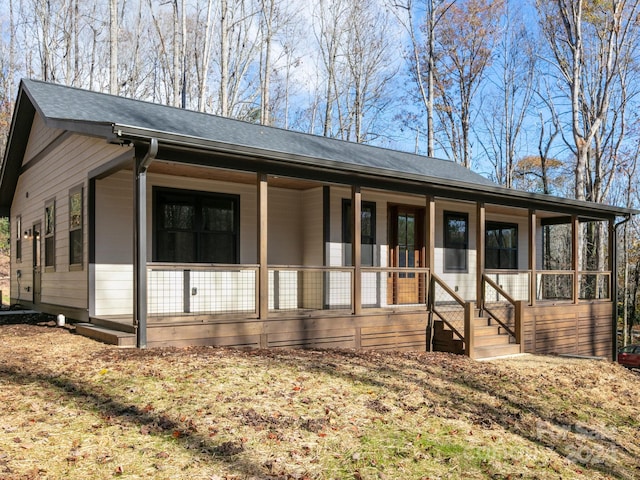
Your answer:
(431, 307), (521, 359)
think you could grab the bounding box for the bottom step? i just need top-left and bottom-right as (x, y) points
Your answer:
(76, 323), (136, 347)
(473, 343), (522, 359)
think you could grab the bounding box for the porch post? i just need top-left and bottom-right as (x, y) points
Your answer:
(476, 202), (485, 306)
(425, 195), (435, 272)
(352, 185), (362, 315)
(529, 209), (536, 306)
(425, 195), (435, 351)
(258, 174), (269, 330)
(134, 139), (157, 349)
(425, 195), (435, 306)
(572, 215), (580, 304)
(609, 218), (617, 361)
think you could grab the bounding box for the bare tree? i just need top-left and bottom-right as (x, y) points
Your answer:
(110, 0), (118, 94)
(342, 0), (396, 143)
(537, 0), (640, 201)
(480, 2), (535, 187)
(432, 0), (503, 167)
(313, 0), (350, 137)
(390, 0), (455, 156)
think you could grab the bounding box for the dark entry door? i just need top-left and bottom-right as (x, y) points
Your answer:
(388, 206), (425, 304)
(32, 222), (41, 304)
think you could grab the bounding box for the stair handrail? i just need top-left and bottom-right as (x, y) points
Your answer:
(429, 273), (467, 342)
(481, 273), (517, 339)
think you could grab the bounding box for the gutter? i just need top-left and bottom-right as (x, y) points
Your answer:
(612, 214), (634, 361)
(114, 124), (639, 219)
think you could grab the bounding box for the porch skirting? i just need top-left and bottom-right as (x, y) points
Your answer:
(91, 310), (429, 351)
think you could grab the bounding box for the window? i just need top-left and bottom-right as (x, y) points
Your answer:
(44, 200), (55, 269)
(69, 186), (83, 267)
(154, 188), (239, 264)
(15, 215), (22, 262)
(444, 211), (468, 272)
(485, 222), (518, 270)
(342, 200), (376, 266)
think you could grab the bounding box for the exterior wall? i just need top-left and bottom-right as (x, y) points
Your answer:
(521, 301), (613, 357)
(484, 210), (530, 302)
(93, 171), (134, 316)
(93, 171), (310, 316)
(302, 187), (323, 266)
(10, 114), (130, 318)
(434, 200), (477, 301)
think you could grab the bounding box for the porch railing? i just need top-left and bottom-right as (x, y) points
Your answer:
(361, 267), (430, 308)
(484, 270), (531, 304)
(147, 263), (430, 317)
(268, 266), (354, 312)
(482, 269), (612, 304)
(481, 274), (519, 343)
(147, 263), (260, 316)
(429, 273), (470, 353)
(578, 271), (611, 300)
(536, 270), (611, 301)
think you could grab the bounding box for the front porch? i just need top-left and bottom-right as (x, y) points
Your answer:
(80, 261), (614, 359)
(82, 157), (617, 360)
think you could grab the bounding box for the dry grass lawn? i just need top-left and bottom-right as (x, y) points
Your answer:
(0, 317), (639, 479)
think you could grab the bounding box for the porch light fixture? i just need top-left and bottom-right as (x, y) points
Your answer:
(24, 229), (31, 239)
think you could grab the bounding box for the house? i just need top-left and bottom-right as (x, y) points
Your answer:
(0, 79), (635, 359)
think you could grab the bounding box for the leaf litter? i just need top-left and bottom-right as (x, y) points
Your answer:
(0, 319), (639, 479)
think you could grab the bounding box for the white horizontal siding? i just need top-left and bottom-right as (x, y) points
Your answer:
(11, 114), (131, 312)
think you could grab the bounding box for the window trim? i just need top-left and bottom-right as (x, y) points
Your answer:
(443, 211), (468, 273)
(342, 199), (376, 266)
(485, 221), (518, 270)
(44, 198), (56, 271)
(69, 185), (84, 270)
(15, 215), (22, 263)
(153, 187), (240, 264)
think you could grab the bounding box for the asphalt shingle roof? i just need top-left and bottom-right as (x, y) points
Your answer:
(20, 78), (496, 189)
(1, 78), (636, 218)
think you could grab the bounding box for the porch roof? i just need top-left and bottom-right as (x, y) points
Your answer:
(1, 78), (637, 220)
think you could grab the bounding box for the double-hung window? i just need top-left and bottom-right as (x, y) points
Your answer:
(44, 200), (55, 269)
(154, 188), (239, 264)
(15, 215), (22, 263)
(69, 186), (83, 268)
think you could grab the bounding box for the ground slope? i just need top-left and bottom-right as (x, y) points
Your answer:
(0, 319), (638, 479)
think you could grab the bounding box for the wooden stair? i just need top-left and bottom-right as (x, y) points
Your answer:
(76, 321), (136, 347)
(431, 309), (521, 359)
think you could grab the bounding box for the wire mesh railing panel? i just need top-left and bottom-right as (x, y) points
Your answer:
(484, 271), (530, 304)
(579, 272), (610, 300)
(536, 272), (573, 301)
(148, 269), (184, 315)
(269, 267), (353, 312)
(432, 280), (465, 340)
(361, 268), (429, 308)
(147, 265), (258, 316)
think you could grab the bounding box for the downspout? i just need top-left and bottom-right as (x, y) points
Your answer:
(134, 138), (158, 348)
(613, 214), (633, 361)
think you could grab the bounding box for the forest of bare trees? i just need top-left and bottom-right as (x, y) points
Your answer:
(1, 0), (640, 342)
